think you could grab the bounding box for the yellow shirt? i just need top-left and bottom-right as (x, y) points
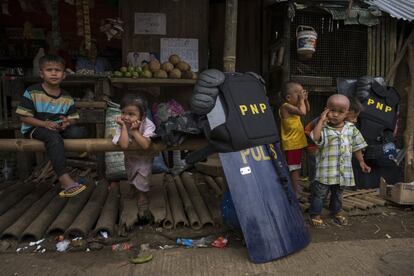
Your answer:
(279, 103), (308, 151)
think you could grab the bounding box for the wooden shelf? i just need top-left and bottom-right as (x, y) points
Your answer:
(110, 77), (197, 86)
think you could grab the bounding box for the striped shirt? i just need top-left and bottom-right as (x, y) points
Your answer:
(311, 122), (368, 187)
(15, 83), (79, 134)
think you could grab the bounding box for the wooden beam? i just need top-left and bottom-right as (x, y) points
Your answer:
(0, 138), (207, 153)
(386, 29), (414, 84)
(223, 0), (238, 73)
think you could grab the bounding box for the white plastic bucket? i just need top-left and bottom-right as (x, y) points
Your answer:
(296, 25), (317, 59)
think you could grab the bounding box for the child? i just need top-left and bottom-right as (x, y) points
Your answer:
(112, 94), (156, 206)
(304, 96), (363, 181)
(279, 81), (310, 197)
(309, 94), (371, 227)
(16, 54), (88, 197)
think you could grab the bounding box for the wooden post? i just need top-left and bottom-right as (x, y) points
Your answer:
(283, 6), (291, 83)
(404, 44), (414, 182)
(223, 0), (238, 73)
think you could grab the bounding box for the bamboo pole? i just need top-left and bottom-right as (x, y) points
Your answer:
(181, 172), (214, 228)
(147, 174), (167, 225)
(356, 195), (386, 206)
(93, 185), (119, 236)
(117, 181), (139, 236)
(165, 174), (188, 228)
(195, 173), (222, 226)
(1, 190), (55, 240)
(162, 189), (174, 230)
(223, 0), (238, 72)
(404, 44), (414, 182)
(173, 175), (202, 230)
(204, 175), (223, 196)
(0, 138), (207, 152)
(367, 26), (372, 75)
(65, 181), (108, 238)
(20, 194), (68, 242)
(47, 181), (95, 236)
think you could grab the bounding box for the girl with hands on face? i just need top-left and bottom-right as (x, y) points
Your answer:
(112, 94), (156, 207)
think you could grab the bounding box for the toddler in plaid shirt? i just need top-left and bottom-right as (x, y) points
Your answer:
(309, 94), (371, 227)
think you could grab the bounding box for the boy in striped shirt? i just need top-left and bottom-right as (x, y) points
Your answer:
(16, 55), (87, 197)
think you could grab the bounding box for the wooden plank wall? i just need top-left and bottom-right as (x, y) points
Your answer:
(367, 16), (397, 77)
(120, 0), (209, 71)
(209, 0), (262, 73)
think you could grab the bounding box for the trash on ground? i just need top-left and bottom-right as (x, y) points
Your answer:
(29, 239), (45, 247)
(99, 231), (109, 239)
(211, 236), (228, 248)
(176, 237), (210, 248)
(112, 242), (131, 251)
(129, 254), (153, 264)
(56, 240), (71, 252)
(86, 248), (91, 252)
(386, 234), (392, 239)
(176, 238), (193, 248)
(159, 245), (177, 250)
(55, 235), (65, 242)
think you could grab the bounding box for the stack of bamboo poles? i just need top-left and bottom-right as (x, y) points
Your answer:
(0, 162), (226, 241)
(0, 162), (115, 241)
(146, 172), (226, 232)
(299, 189), (387, 215)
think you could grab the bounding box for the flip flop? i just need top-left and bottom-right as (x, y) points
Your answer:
(59, 183), (86, 198)
(333, 214), (348, 226)
(310, 217), (326, 228)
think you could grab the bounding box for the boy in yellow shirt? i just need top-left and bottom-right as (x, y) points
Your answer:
(279, 81), (309, 197)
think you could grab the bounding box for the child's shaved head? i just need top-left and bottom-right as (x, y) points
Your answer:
(327, 94), (350, 110)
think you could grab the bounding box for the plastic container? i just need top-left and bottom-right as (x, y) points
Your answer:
(296, 26), (317, 60)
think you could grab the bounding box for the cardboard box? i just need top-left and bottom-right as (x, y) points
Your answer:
(380, 177), (414, 205)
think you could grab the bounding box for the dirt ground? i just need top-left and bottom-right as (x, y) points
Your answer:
(0, 205), (413, 276)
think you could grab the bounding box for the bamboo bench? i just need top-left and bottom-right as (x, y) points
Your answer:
(0, 138), (207, 152)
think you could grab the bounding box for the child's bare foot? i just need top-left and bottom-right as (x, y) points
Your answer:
(137, 191), (148, 207)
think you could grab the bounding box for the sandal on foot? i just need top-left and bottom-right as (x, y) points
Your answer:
(333, 214), (348, 226)
(310, 217), (326, 228)
(59, 183), (86, 198)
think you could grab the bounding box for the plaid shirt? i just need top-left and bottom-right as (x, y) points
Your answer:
(311, 122), (368, 186)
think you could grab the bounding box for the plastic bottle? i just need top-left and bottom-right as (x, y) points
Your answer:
(2, 160), (12, 181)
(32, 48), (45, 76)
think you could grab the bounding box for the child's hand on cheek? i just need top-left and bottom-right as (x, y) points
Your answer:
(130, 120), (141, 131)
(116, 116), (125, 127)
